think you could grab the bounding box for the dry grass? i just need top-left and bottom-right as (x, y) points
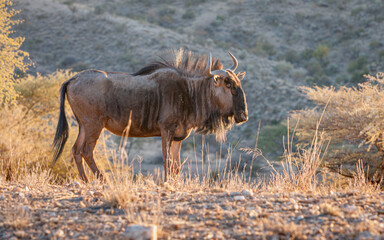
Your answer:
(319, 203), (343, 217)
(264, 117), (330, 193)
(0, 71), (79, 182)
(3, 206), (32, 229)
(259, 217), (305, 239)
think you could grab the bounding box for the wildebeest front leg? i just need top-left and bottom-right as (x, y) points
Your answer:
(171, 141), (182, 177)
(161, 129), (174, 182)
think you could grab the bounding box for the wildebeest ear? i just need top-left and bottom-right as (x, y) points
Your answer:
(213, 75), (220, 86)
(237, 71), (246, 81)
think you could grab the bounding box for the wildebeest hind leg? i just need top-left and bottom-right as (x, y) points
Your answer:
(72, 126), (88, 182)
(82, 126), (104, 181)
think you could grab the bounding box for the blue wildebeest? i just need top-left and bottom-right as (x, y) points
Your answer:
(52, 49), (248, 182)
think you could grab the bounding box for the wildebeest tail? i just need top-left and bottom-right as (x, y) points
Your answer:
(52, 79), (71, 165)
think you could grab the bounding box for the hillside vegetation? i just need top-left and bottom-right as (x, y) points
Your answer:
(12, 0), (384, 161)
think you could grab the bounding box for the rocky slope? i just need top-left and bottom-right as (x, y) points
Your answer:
(11, 0), (384, 161)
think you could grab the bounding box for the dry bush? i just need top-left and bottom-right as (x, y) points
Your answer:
(1, 70), (116, 183)
(291, 72), (384, 183)
(0, 71), (82, 182)
(256, 117), (380, 194)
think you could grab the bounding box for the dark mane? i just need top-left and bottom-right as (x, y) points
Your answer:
(133, 49), (223, 77)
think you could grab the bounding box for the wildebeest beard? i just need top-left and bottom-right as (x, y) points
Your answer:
(195, 110), (235, 142)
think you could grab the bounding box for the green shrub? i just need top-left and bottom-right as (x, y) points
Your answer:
(274, 62), (293, 78)
(284, 49), (301, 64)
(182, 9), (195, 20)
(313, 44), (330, 62)
(306, 60), (324, 76)
(347, 57), (369, 84)
(258, 123), (287, 155)
(251, 38), (276, 57)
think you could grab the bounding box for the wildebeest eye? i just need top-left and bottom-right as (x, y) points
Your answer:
(226, 83), (231, 88)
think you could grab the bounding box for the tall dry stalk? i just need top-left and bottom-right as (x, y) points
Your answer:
(267, 117), (330, 192)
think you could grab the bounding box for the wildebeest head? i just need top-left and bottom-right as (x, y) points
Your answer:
(206, 52), (248, 124)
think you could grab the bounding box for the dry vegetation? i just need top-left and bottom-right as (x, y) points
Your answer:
(1, 94), (383, 238)
(1, 134), (384, 239)
(292, 73), (384, 183)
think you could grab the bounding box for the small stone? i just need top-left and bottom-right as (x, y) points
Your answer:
(14, 230), (27, 238)
(215, 231), (225, 239)
(93, 191), (103, 198)
(72, 181), (81, 187)
(242, 189), (253, 196)
(249, 210), (259, 218)
(54, 201), (63, 208)
(233, 195), (246, 201)
(229, 192), (242, 197)
(344, 205), (359, 214)
(55, 229), (65, 238)
(0, 195), (5, 200)
(12, 187), (22, 192)
(122, 224), (157, 240)
(79, 201), (87, 208)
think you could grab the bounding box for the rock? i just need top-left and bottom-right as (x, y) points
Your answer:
(242, 189), (253, 197)
(229, 192), (242, 197)
(14, 230), (27, 238)
(72, 181), (81, 187)
(54, 201), (63, 208)
(122, 224), (157, 240)
(233, 195), (246, 201)
(344, 205), (360, 214)
(55, 229), (65, 238)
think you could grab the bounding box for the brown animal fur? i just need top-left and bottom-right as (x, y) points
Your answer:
(52, 49), (248, 182)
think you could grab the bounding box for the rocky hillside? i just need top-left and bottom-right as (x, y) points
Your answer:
(12, 0), (384, 160)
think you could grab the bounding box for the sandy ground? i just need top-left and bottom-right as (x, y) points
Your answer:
(1, 181), (384, 239)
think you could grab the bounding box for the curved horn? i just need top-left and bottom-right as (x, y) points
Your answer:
(205, 52), (212, 76)
(228, 51), (238, 72)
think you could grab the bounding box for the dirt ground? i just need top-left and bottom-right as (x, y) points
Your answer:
(1, 181), (383, 239)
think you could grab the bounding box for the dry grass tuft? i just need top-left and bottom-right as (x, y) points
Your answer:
(3, 206), (32, 229)
(260, 217), (305, 239)
(319, 203), (342, 217)
(265, 117), (329, 193)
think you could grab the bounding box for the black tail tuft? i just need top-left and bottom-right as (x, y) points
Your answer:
(52, 80), (70, 165)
